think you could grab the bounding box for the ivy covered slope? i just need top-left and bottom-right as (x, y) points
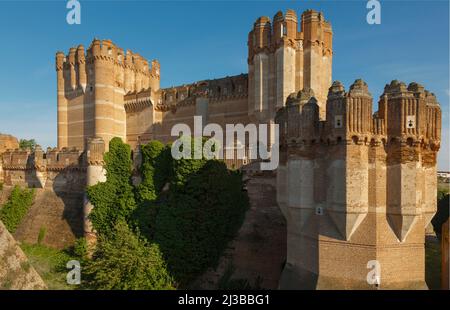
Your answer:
(86, 138), (249, 289)
(0, 185), (35, 233)
(154, 157), (249, 286)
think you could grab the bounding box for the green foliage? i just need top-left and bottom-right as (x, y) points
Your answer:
(170, 137), (207, 190)
(19, 139), (36, 151)
(73, 237), (88, 261)
(84, 221), (174, 290)
(86, 137), (249, 289)
(136, 141), (172, 203)
(154, 160), (249, 286)
(37, 226), (47, 245)
(0, 185), (35, 233)
(87, 138), (136, 236)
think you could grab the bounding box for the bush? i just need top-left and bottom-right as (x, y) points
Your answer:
(19, 139), (36, 151)
(84, 221), (174, 290)
(0, 185), (35, 232)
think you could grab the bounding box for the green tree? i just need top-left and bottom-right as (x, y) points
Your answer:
(84, 221), (174, 290)
(19, 139), (36, 151)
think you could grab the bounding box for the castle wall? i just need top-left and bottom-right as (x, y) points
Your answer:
(1, 147), (86, 192)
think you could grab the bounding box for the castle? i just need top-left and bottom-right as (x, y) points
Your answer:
(0, 9), (442, 289)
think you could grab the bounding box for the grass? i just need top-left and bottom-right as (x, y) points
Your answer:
(425, 237), (442, 290)
(20, 243), (79, 290)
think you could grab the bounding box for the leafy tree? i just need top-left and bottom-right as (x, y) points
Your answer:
(84, 221), (174, 290)
(19, 139), (36, 151)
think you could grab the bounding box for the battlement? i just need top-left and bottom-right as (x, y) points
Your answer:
(248, 9), (332, 63)
(277, 79), (442, 151)
(156, 74), (248, 110)
(1, 146), (85, 171)
(56, 38), (160, 96)
(124, 88), (153, 113)
(57, 39), (159, 76)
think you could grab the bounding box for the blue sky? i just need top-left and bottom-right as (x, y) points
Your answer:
(0, 0), (448, 169)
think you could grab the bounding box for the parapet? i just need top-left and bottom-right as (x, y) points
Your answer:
(157, 74), (248, 110)
(276, 79), (441, 148)
(248, 9), (332, 63)
(56, 39), (160, 95)
(1, 146), (85, 171)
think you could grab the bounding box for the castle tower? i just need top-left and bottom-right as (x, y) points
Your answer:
(56, 52), (68, 148)
(84, 137), (106, 251)
(301, 10), (332, 117)
(56, 39), (160, 150)
(248, 9), (332, 125)
(276, 79), (441, 289)
(380, 81), (442, 241)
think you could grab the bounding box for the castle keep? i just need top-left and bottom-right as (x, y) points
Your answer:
(0, 9), (442, 289)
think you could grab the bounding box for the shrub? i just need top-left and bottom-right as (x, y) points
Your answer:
(84, 221), (174, 290)
(0, 185), (35, 233)
(19, 139), (36, 151)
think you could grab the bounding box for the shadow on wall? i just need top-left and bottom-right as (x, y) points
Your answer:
(11, 160), (86, 248)
(51, 165), (86, 241)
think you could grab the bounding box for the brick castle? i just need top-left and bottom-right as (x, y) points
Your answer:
(0, 9), (442, 289)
